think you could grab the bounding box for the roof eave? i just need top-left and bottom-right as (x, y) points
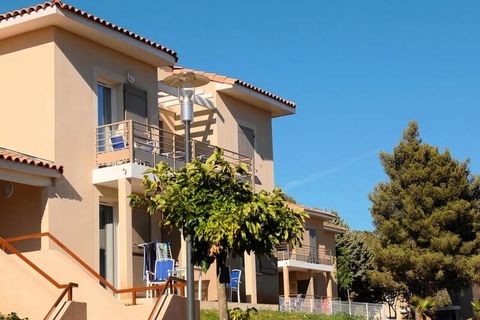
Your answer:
(217, 83), (296, 118)
(0, 6), (176, 66)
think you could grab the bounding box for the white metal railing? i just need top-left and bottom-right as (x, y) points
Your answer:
(95, 120), (253, 174)
(276, 244), (333, 265)
(279, 295), (384, 320)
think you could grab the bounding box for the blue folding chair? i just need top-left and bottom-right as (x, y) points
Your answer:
(147, 258), (176, 297)
(111, 136), (125, 150)
(227, 269), (242, 302)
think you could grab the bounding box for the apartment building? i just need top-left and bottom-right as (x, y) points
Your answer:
(278, 204), (345, 300)
(0, 1), (339, 319)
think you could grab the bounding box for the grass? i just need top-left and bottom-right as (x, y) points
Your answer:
(201, 309), (363, 320)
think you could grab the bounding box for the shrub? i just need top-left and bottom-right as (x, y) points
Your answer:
(433, 289), (452, 309)
(228, 307), (258, 320)
(0, 313), (29, 320)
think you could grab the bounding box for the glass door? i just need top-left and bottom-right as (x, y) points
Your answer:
(97, 84), (113, 153)
(99, 204), (116, 286)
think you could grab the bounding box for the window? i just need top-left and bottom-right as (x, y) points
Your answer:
(97, 84), (112, 126)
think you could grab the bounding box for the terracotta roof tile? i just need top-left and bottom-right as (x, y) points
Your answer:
(0, 147), (63, 173)
(0, 0), (178, 62)
(287, 202), (337, 220)
(173, 67), (296, 108)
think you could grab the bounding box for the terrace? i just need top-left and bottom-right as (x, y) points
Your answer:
(92, 120), (253, 188)
(276, 244), (333, 272)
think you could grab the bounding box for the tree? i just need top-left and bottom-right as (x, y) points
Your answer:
(333, 214), (386, 303)
(130, 149), (306, 320)
(370, 121), (480, 298)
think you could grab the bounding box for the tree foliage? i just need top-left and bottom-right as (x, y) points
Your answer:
(370, 121), (480, 298)
(333, 215), (394, 303)
(130, 148), (306, 319)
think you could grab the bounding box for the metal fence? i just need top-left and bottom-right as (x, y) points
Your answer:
(279, 295), (384, 320)
(276, 244), (333, 265)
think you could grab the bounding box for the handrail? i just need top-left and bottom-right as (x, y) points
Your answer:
(44, 283), (78, 320)
(276, 243), (333, 265)
(0, 237), (77, 320)
(95, 119), (254, 173)
(3, 233), (185, 306)
(148, 276), (187, 320)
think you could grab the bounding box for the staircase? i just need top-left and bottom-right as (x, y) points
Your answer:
(0, 234), (191, 320)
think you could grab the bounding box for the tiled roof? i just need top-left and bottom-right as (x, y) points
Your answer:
(0, 0), (178, 62)
(0, 147), (63, 173)
(173, 67), (296, 109)
(288, 202), (337, 220)
(324, 222), (347, 233)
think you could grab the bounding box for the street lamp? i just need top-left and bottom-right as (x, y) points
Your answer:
(163, 72), (210, 320)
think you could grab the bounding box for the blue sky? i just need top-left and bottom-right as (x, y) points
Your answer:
(3, 1), (479, 230)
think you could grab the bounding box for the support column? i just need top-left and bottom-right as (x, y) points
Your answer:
(118, 178), (133, 292)
(308, 271), (315, 312)
(179, 230), (187, 268)
(282, 265), (290, 300)
(41, 188), (51, 251)
(326, 272), (333, 298)
(244, 252), (257, 303)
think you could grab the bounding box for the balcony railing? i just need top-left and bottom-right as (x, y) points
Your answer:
(95, 120), (253, 174)
(276, 244), (333, 265)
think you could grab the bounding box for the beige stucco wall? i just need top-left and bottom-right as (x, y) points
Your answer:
(0, 26), (160, 271)
(45, 27), (159, 269)
(0, 28), (55, 160)
(304, 217), (337, 257)
(215, 93), (274, 191)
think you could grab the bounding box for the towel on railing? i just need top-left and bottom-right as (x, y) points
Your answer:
(142, 242), (157, 281)
(156, 242), (170, 259)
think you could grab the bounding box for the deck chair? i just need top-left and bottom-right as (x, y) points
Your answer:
(146, 258), (176, 298)
(227, 269), (242, 302)
(111, 136), (125, 150)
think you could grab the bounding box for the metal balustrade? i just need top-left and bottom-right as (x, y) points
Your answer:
(276, 244), (333, 265)
(95, 120), (253, 174)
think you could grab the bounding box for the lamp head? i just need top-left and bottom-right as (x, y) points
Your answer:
(179, 82), (195, 122)
(162, 72), (210, 123)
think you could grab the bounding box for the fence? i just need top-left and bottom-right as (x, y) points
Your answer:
(279, 295), (384, 320)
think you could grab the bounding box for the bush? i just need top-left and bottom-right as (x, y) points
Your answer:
(433, 289), (452, 309)
(0, 313), (29, 320)
(229, 307), (258, 320)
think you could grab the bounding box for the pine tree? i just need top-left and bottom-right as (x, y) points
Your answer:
(370, 121), (480, 297)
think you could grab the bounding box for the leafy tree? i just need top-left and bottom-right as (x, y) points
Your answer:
(333, 214), (385, 303)
(130, 149), (306, 320)
(370, 121), (480, 298)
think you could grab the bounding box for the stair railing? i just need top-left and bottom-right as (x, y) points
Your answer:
(3, 233), (187, 312)
(0, 237), (77, 320)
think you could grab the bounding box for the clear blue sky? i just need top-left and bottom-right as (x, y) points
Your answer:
(3, 1), (480, 230)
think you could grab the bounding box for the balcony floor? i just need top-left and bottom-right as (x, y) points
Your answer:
(278, 259), (333, 273)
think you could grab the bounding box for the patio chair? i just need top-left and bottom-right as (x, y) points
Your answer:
(111, 136), (125, 150)
(146, 258), (176, 298)
(227, 269), (242, 302)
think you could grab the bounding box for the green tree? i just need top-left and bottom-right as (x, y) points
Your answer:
(130, 149), (306, 320)
(370, 121), (480, 298)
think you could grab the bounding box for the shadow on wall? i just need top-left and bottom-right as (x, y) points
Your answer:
(48, 176), (82, 201)
(174, 109), (219, 144)
(0, 182), (47, 252)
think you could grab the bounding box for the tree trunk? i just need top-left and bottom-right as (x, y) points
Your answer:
(216, 253), (229, 320)
(347, 288), (352, 316)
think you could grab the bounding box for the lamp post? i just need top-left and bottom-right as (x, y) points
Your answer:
(163, 72), (209, 320)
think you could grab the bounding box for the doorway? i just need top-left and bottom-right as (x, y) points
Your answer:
(99, 204), (116, 286)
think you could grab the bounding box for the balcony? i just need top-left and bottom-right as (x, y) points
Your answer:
(93, 120), (253, 186)
(276, 244), (333, 272)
